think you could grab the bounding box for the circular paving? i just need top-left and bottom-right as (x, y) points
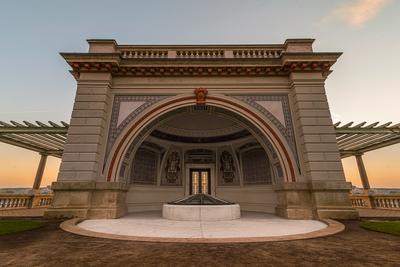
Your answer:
(61, 211), (345, 243)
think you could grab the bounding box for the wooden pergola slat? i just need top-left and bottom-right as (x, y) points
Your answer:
(335, 121), (400, 158)
(0, 120), (68, 158)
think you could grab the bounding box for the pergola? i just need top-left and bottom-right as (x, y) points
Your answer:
(335, 121), (400, 189)
(1, 120), (399, 191)
(0, 121), (68, 191)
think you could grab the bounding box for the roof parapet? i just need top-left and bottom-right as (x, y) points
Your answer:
(87, 39), (117, 53)
(284, 39), (315, 52)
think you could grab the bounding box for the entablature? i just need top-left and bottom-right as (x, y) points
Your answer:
(61, 39), (341, 79)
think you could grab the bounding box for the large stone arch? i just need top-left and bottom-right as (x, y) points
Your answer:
(104, 93), (299, 183)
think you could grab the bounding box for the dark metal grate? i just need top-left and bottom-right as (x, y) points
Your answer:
(168, 194), (234, 205)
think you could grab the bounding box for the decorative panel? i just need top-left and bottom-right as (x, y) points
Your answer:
(106, 95), (169, 161)
(185, 149), (215, 164)
(160, 148), (183, 186)
(242, 147), (272, 185)
(232, 95), (298, 166)
(217, 147), (240, 186)
(130, 148), (158, 185)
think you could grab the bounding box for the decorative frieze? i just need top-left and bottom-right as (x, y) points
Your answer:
(68, 64), (332, 78)
(106, 95), (169, 160)
(232, 95), (297, 163)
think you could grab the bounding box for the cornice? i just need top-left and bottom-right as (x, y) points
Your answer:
(61, 39), (341, 79)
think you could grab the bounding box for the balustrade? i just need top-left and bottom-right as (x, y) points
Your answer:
(0, 194), (53, 209)
(121, 50), (168, 59)
(176, 50), (224, 58)
(119, 48), (284, 59)
(233, 49), (282, 58)
(349, 193), (400, 210)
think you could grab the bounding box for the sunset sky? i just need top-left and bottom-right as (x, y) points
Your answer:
(0, 0), (399, 188)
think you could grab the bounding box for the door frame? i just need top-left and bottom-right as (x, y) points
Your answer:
(189, 168), (211, 195)
(185, 163), (215, 196)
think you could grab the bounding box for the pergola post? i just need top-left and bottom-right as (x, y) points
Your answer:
(355, 153), (370, 190)
(33, 153), (48, 191)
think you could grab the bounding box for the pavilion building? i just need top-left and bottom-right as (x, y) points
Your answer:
(43, 39), (359, 220)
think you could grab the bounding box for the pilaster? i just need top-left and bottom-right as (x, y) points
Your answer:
(46, 72), (116, 219)
(58, 72), (112, 182)
(286, 72), (358, 219)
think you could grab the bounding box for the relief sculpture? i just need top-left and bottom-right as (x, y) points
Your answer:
(165, 151), (180, 183)
(220, 150), (235, 183)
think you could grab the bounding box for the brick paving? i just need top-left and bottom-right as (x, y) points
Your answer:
(0, 219), (399, 266)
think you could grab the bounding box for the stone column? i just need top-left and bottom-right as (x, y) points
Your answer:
(32, 153), (48, 191)
(355, 153), (370, 190)
(45, 71), (128, 219)
(278, 72), (358, 219)
(30, 153), (48, 208)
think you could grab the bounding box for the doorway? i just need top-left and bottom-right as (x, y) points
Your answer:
(189, 168), (211, 195)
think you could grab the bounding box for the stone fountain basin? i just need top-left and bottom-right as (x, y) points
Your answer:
(162, 203), (241, 221)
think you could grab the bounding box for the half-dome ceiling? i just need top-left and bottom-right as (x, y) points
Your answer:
(154, 107), (246, 138)
(148, 106), (251, 143)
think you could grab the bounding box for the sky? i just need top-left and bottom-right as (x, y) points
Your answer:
(0, 0), (399, 188)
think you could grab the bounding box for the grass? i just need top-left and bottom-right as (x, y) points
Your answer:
(0, 220), (45, 235)
(360, 221), (400, 236)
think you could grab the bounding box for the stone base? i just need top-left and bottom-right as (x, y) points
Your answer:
(316, 208), (359, 220)
(273, 181), (359, 220)
(44, 181), (129, 219)
(162, 204), (241, 221)
(275, 206), (315, 220)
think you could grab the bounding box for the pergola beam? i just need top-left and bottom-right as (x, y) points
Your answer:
(0, 127), (68, 134)
(0, 135), (48, 154)
(356, 136), (400, 154)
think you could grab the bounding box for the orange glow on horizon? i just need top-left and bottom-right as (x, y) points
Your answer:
(0, 143), (399, 189)
(0, 144), (60, 188)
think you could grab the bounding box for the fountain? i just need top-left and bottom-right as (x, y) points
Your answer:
(162, 194), (241, 221)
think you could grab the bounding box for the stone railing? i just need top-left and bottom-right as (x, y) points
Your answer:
(349, 193), (400, 210)
(232, 49), (282, 58)
(373, 195), (400, 209)
(176, 49), (224, 58)
(0, 194), (53, 209)
(120, 50), (168, 59)
(120, 48), (283, 59)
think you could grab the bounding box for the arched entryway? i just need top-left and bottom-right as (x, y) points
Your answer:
(104, 94), (299, 214)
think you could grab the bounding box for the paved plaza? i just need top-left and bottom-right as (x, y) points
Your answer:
(0, 218), (399, 266)
(75, 211), (329, 241)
